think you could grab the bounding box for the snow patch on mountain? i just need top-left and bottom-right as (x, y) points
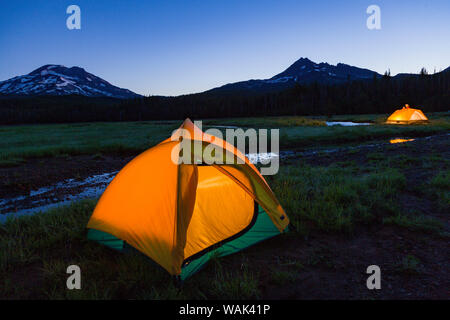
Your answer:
(0, 64), (141, 99)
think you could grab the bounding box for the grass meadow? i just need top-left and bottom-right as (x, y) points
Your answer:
(0, 112), (448, 299)
(1, 112), (449, 166)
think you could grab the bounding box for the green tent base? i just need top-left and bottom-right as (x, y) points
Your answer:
(87, 204), (286, 281)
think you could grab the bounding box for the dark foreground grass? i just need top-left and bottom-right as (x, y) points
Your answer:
(1, 160), (446, 299)
(429, 170), (450, 211)
(0, 199), (261, 299)
(383, 214), (444, 234)
(270, 165), (407, 233)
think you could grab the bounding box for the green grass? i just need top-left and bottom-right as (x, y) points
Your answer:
(383, 214), (444, 234)
(0, 121), (179, 163)
(0, 162), (408, 298)
(270, 165), (406, 233)
(0, 112), (448, 299)
(429, 170), (450, 189)
(428, 171), (450, 211)
(270, 270), (297, 285)
(203, 116), (326, 128)
(208, 259), (260, 299)
(268, 256), (304, 285)
(367, 152), (384, 161)
(395, 255), (422, 275)
(277, 121), (449, 151)
(1, 112), (448, 163)
(1, 152), (448, 298)
(387, 154), (422, 168)
(0, 157), (25, 167)
(367, 153), (424, 169)
(0, 200), (262, 299)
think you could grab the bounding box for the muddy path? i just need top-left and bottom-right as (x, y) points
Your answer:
(0, 151), (282, 219)
(0, 155), (133, 220)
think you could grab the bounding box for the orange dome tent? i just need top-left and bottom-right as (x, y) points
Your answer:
(86, 119), (289, 280)
(386, 104), (428, 124)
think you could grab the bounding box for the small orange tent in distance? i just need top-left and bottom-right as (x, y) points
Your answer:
(386, 104), (428, 124)
(86, 119), (289, 281)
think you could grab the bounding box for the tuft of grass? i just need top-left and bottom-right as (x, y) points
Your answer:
(395, 255), (421, 274)
(0, 157), (25, 167)
(428, 171), (450, 211)
(429, 170), (450, 189)
(386, 154), (422, 168)
(269, 256), (303, 285)
(0, 200), (96, 271)
(208, 259), (260, 300)
(383, 214), (444, 234)
(367, 152), (384, 162)
(270, 270), (297, 285)
(271, 165), (406, 233)
(92, 153), (105, 160)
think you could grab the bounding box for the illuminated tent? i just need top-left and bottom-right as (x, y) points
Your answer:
(386, 104), (428, 124)
(86, 119), (289, 280)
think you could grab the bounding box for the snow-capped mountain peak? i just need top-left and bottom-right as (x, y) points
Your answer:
(207, 57), (381, 94)
(270, 58), (378, 83)
(0, 65), (141, 99)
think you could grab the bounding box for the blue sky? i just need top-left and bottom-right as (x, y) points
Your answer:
(0, 0), (449, 96)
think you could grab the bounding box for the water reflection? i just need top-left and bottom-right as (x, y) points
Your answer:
(390, 138), (415, 144)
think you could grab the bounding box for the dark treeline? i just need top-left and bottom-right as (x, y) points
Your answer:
(1, 70), (449, 125)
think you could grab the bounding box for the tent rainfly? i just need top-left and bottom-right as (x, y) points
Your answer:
(86, 119), (289, 281)
(386, 104), (428, 124)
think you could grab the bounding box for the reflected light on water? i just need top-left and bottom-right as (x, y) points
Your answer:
(389, 138), (415, 144)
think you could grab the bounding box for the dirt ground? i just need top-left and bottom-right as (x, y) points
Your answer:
(264, 134), (449, 299)
(0, 154), (133, 198)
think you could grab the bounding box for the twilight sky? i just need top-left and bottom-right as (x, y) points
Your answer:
(0, 0), (449, 96)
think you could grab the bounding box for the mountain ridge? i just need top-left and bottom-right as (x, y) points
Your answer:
(205, 58), (450, 95)
(205, 57), (383, 94)
(1, 59), (448, 98)
(0, 65), (141, 99)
